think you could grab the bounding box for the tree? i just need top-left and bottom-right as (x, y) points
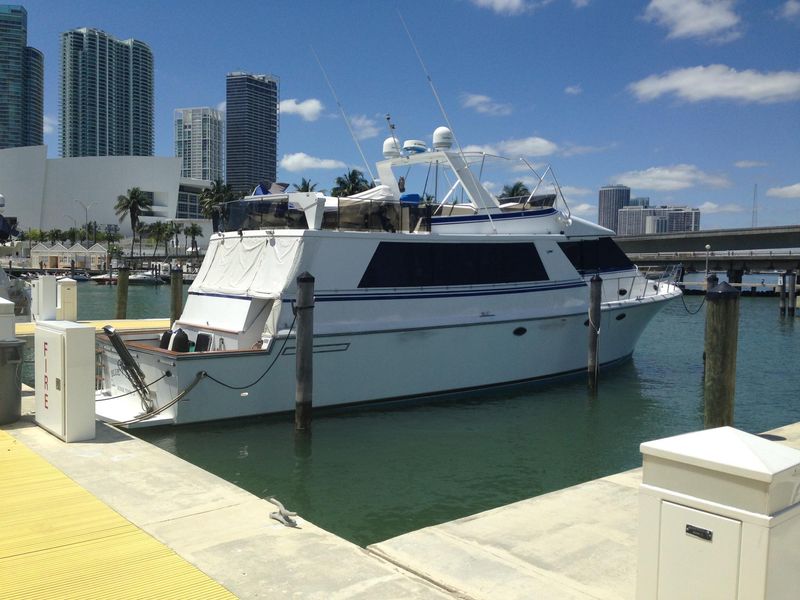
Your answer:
(200, 179), (232, 220)
(499, 181), (530, 200)
(46, 229), (63, 244)
(66, 227), (80, 245)
(185, 223), (203, 257)
(148, 221), (168, 258)
(293, 177), (321, 193)
(115, 187), (154, 257)
(331, 169), (371, 197)
(168, 221), (182, 256)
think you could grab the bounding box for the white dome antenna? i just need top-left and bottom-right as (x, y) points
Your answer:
(403, 139), (427, 154)
(432, 127), (453, 150)
(382, 137), (401, 159)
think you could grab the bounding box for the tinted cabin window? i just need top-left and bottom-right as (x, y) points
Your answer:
(359, 242), (548, 288)
(558, 238), (634, 274)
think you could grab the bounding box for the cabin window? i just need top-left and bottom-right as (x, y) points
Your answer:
(358, 242), (548, 288)
(557, 238), (634, 274)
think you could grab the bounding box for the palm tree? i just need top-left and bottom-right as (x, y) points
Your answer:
(331, 169), (371, 197)
(148, 221), (168, 258)
(499, 181), (530, 200)
(135, 222), (147, 257)
(185, 223), (203, 257)
(115, 187), (154, 257)
(293, 177), (320, 193)
(46, 229), (63, 245)
(169, 221), (182, 256)
(199, 179), (232, 227)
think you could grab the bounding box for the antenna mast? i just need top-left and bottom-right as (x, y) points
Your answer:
(311, 47), (375, 182)
(397, 10), (497, 231)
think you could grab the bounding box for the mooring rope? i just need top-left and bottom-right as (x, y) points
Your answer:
(680, 292), (706, 315)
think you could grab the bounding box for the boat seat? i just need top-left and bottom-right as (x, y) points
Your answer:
(194, 332), (212, 352)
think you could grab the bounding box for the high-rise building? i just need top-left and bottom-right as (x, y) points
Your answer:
(0, 5), (43, 149)
(225, 72), (279, 194)
(174, 107), (223, 182)
(616, 205), (701, 236)
(598, 184), (630, 232)
(60, 27), (153, 157)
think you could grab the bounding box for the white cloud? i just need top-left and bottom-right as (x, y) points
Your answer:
(280, 98), (324, 121)
(564, 84), (583, 95)
(570, 203), (595, 216)
(463, 135), (558, 157)
(615, 164), (731, 191)
(572, 0), (591, 7)
(560, 185), (592, 196)
(43, 115), (56, 134)
(766, 183), (800, 198)
(643, 0), (741, 42)
(216, 100), (226, 113)
(279, 152), (346, 172)
(462, 93), (513, 116)
(698, 201), (744, 213)
(561, 142), (613, 157)
(780, 0), (800, 19)
(349, 114), (380, 140)
(629, 65), (800, 104)
(734, 160), (767, 168)
(468, 0), (553, 15)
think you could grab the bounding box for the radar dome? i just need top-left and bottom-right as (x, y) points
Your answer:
(403, 139), (427, 154)
(382, 137), (401, 159)
(432, 127), (453, 150)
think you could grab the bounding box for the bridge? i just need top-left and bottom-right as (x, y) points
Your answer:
(613, 224), (800, 282)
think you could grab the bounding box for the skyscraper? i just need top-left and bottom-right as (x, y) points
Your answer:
(225, 72), (279, 194)
(616, 205), (701, 236)
(0, 5), (43, 149)
(174, 107), (223, 182)
(597, 184), (630, 232)
(60, 27), (153, 157)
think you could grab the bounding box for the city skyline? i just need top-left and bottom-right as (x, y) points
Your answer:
(174, 106), (223, 182)
(12, 0), (800, 228)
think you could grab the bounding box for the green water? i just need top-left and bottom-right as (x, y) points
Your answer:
(77, 285), (798, 547)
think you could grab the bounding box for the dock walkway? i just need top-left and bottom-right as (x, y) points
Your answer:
(4, 386), (799, 598)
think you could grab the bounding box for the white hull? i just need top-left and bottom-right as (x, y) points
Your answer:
(95, 288), (676, 427)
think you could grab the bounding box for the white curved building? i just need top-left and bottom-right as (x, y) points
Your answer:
(0, 145), (210, 238)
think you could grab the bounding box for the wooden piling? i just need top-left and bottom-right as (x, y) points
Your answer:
(779, 271), (788, 317)
(295, 272), (315, 431)
(115, 267), (129, 319)
(588, 274), (602, 392)
(170, 267), (183, 325)
(786, 271), (797, 318)
(703, 281), (740, 428)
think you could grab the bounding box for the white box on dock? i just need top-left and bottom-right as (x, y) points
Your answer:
(34, 321), (95, 442)
(637, 426), (800, 599)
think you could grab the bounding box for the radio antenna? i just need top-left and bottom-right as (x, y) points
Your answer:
(397, 10), (496, 229)
(311, 47), (375, 182)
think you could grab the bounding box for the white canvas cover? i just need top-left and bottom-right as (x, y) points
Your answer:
(189, 234), (303, 299)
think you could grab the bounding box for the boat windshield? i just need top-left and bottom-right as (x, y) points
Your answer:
(226, 198), (309, 231)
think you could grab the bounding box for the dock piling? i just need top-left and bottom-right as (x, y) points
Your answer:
(779, 272), (788, 317)
(170, 267), (183, 325)
(703, 281), (740, 428)
(295, 272), (315, 431)
(115, 267), (129, 319)
(588, 274), (602, 392)
(786, 271), (797, 318)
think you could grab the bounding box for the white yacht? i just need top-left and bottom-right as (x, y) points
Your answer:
(95, 128), (681, 427)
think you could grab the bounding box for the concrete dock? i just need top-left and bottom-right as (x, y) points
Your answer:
(4, 386), (800, 598)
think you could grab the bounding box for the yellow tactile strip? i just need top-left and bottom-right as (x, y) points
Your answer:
(0, 430), (235, 599)
(15, 318), (171, 338)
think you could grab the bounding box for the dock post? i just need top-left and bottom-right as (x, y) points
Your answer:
(170, 267), (183, 325)
(703, 281), (740, 428)
(786, 271), (797, 318)
(115, 266), (129, 319)
(295, 272), (314, 431)
(588, 274), (602, 392)
(779, 271), (788, 317)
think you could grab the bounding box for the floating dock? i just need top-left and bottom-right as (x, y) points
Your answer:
(4, 387), (799, 598)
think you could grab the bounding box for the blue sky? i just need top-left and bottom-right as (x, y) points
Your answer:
(20, 0), (800, 228)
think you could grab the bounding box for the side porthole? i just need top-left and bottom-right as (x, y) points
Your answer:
(513, 327), (527, 336)
(583, 319), (590, 327)
(618, 288), (628, 296)
(616, 313), (627, 321)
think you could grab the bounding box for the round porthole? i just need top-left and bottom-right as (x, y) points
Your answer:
(618, 288), (628, 296)
(616, 313), (627, 321)
(513, 327), (527, 336)
(583, 319), (590, 327)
